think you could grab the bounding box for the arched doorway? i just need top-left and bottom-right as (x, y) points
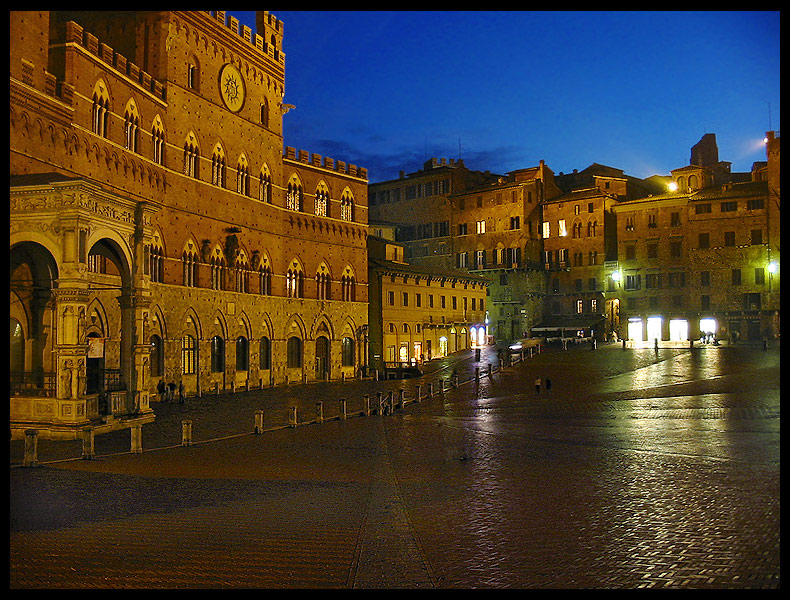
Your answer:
(315, 335), (330, 380)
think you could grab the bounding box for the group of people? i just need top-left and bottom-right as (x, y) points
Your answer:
(533, 376), (552, 394)
(157, 379), (185, 403)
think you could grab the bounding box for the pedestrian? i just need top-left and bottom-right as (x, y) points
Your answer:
(178, 380), (185, 403)
(167, 381), (176, 402)
(545, 378), (552, 393)
(157, 379), (167, 402)
(534, 376), (541, 394)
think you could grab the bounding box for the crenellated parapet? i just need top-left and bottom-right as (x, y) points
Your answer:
(284, 147), (368, 181)
(63, 21), (167, 102)
(204, 10), (285, 66)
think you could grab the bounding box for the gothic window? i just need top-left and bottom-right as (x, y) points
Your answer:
(237, 155), (250, 196)
(181, 335), (196, 375)
(341, 267), (356, 301)
(235, 253), (250, 293)
(152, 116), (165, 165)
(341, 337), (355, 366)
(286, 337), (302, 368)
(235, 336), (249, 371)
(340, 190), (354, 221)
(314, 183), (329, 217)
(259, 264), (272, 295)
(210, 335), (225, 372)
(259, 336), (271, 370)
(316, 265), (331, 300)
(182, 250), (198, 287)
(211, 144), (226, 187)
(259, 167), (273, 203)
(149, 235), (164, 283)
(124, 100), (140, 153)
(287, 179), (303, 211)
(183, 133), (199, 178)
(91, 81), (110, 137)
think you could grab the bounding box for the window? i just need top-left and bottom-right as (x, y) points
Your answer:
(259, 265), (272, 295)
(187, 62), (199, 89)
(210, 335), (225, 373)
(402, 292), (409, 307)
(150, 245), (164, 283)
(211, 146), (226, 187)
(457, 252), (468, 268)
(671, 212), (681, 227)
(542, 221), (550, 238)
(732, 269), (741, 286)
(724, 231), (735, 247)
(721, 201), (738, 212)
(558, 219), (567, 237)
(237, 158), (250, 196)
(590, 298), (597, 312)
(210, 256), (225, 290)
(670, 240), (682, 257)
(510, 216), (520, 230)
(751, 229), (763, 245)
(287, 181), (303, 211)
(316, 271), (331, 300)
(341, 337), (355, 367)
(625, 245), (636, 261)
(183, 137), (199, 178)
(648, 214), (657, 229)
(152, 120), (165, 165)
(91, 86), (109, 137)
(755, 267), (765, 285)
(625, 274), (641, 290)
(625, 216), (635, 231)
(236, 337), (249, 371)
(458, 223), (468, 236)
(182, 251), (198, 287)
(668, 271), (686, 288)
(259, 169), (273, 203)
(286, 268), (304, 298)
(341, 274), (356, 302)
(701, 295), (711, 310)
(259, 337), (271, 370)
(476, 220), (486, 234)
(387, 291), (395, 306)
(150, 335), (164, 377)
(286, 337), (302, 368)
(747, 198), (765, 210)
(700, 271), (710, 287)
(647, 243), (658, 259)
(340, 192), (354, 221)
(695, 203), (712, 214)
(475, 250), (486, 269)
(576, 299), (584, 314)
(587, 221), (597, 237)
(124, 103), (139, 153)
(181, 335), (196, 375)
(314, 186), (329, 217)
(699, 233), (710, 249)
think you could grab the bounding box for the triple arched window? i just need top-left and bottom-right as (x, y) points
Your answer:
(91, 81), (110, 137)
(340, 191), (354, 221)
(211, 144), (226, 187)
(287, 179), (303, 211)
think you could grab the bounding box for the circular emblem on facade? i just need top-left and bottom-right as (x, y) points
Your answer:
(219, 63), (245, 112)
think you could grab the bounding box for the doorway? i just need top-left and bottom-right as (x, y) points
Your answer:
(315, 336), (330, 380)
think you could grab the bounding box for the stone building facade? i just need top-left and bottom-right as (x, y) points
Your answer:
(367, 227), (489, 374)
(10, 10), (369, 439)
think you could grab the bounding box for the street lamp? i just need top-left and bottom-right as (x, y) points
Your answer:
(767, 260), (778, 275)
(667, 181), (678, 192)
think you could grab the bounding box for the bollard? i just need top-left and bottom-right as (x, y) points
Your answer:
(130, 424), (143, 454)
(254, 410), (265, 433)
(415, 385), (422, 403)
(182, 420), (193, 446)
(23, 429), (38, 467)
(81, 426), (95, 459)
(453, 374), (459, 388)
(339, 398), (347, 420)
(398, 389), (405, 409)
(214, 382), (219, 395)
(315, 401), (324, 424)
(427, 382), (433, 398)
(363, 394), (371, 416)
(475, 367), (479, 382)
(289, 406), (298, 428)
(342, 372), (345, 382)
(622, 338), (626, 350)
(387, 391), (395, 414)
(488, 363), (493, 377)
(231, 381), (235, 393)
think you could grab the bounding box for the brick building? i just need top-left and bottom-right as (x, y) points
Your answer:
(10, 11), (369, 439)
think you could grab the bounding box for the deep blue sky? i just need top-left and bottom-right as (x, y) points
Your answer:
(232, 11), (780, 184)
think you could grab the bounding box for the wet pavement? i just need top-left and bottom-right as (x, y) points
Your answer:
(9, 342), (780, 588)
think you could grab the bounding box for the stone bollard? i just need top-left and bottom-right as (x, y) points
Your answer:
(130, 424), (143, 454)
(315, 401), (324, 424)
(377, 391), (384, 415)
(489, 363), (493, 377)
(23, 429), (38, 467)
(231, 381), (235, 393)
(363, 394), (371, 416)
(427, 382), (433, 397)
(453, 374), (459, 388)
(415, 385), (422, 403)
(289, 406), (298, 428)
(182, 420), (193, 446)
(254, 410), (265, 434)
(81, 426), (95, 459)
(387, 391), (395, 414)
(339, 398), (347, 420)
(475, 367), (480, 382)
(398, 389), (405, 409)
(342, 372), (345, 382)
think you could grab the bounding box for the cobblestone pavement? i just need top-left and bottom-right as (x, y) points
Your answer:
(9, 343), (780, 588)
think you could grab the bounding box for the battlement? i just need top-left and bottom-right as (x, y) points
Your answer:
(204, 11), (285, 66)
(284, 147), (368, 181)
(64, 21), (166, 102)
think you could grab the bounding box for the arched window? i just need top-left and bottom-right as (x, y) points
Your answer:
(259, 166), (272, 203)
(182, 249), (198, 287)
(181, 335), (196, 375)
(150, 334), (164, 377)
(286, 336), (302, 368)
(340, 190), (354, 221)
(259, 336), (271, 370)
(124, 100), (140, 153)
(314, 183), (329, 217)
(287, 267), (304, 298)
(10, 317), (25, 373)
(183, 132), (199, 178)
(236, 336), (249, 371)
(211, 144), (226, 187)
(259, 264), (272, 295)
(91, 81), (110, 137)
(210, 335), (225, 373)
(260, 97), (269, 128)
(341, 337), (355, 367)
(187, 57), (200, 90)
(235, 252), (250, 293)
(316, 264), (331, 300)
(210, 246), (225, 290)
(152, 116), (165, 165)
(287, 176), (303, 211)
(341, 267), (356, 302)
(237, 155), (250, 196)
(149, 235), (164, 283)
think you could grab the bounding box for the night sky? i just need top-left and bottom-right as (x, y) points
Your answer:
(232, 11), (780, 183)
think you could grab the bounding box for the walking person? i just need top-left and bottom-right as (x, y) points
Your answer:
(534, 376), (541, 395)
(167, 381), (176, 402)
(178, 380), (185, 403)
(157, 379), (167, 402)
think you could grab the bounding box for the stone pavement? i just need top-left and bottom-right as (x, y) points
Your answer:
(9, 342), (780, 588)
